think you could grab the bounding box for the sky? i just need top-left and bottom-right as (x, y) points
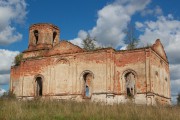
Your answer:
(0, 0), (180, 104)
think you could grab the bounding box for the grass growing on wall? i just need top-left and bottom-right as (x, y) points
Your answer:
(0, 99), (180, 120)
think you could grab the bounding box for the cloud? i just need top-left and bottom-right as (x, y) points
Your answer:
(0, 0), (27, 45)
(0, 49), (19, 73)
(0, 88), (6, 96)
(170, 64), (180, 80)
(141, 6), (163, 16)
(70, 0), (151, 48)
(70, 30), (88, 47)
(171, 80), (180, 95)
(0, 74), (10, 85)
(0, 49), (19, 85)
(136, 14), (180, 64)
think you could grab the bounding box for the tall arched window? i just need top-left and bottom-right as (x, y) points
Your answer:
(35, 77), (43, 96)
(34, 30), (39, 45)
(124, 71), (136, 98)
(53, 31), (57, 44)
(80, 70), (94, 98)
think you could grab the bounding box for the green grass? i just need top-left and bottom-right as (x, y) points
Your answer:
(0, 99), (180, 120)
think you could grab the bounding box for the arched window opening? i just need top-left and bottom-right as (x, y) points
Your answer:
(53, 31), (57, 43)
(35, 77), (42, 96)
(34, 30), (39, 45)
(125, 72), (135, 98)
(83, 72), (93, 98)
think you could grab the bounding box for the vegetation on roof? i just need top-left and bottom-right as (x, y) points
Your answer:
(14, 53), (23, 66)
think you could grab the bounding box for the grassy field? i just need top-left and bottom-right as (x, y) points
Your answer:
(0, 99), (180, 120)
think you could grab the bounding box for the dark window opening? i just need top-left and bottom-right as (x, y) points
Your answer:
(53, 31), (57, 43)
(36, 77), (42, 96)
(127, 88), (131, 96)
(165, 77), (167, 81)
(83, 73), (93, 98)
(34, 30), (39, 45)
(125, 72), (135, 98)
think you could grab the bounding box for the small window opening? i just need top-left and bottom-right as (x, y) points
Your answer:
(36, 77), (42, 96)
(53, 31), (57, 43)
(34, 30), (39, 45)
(125, 72), (135, 98)
(165, 77), (167, 81)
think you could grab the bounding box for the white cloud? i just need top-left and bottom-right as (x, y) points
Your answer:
(69, 0), (151, 48)
(78, 30), (88, 40)
(141, 6), (163, 16)
(0, 49), (19, 85)
(70, 38), (83, 48)
(136, 14), (180, 64)
(0, 49), (19, 74)
(171, 79), (180, 95)
(70, 30), (88, 47)
(0, 26), (22, 45)
(0, 0), (27, 45)
(170, 64), (180, 80)
(0, 88), (6, 96)
(0, 74), (10, 85)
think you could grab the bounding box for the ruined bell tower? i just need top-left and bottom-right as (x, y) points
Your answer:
(28, 23), (60, 50)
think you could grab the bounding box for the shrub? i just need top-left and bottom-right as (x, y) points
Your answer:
(0, 90), (16, 100)
(14, 53), (23, 66)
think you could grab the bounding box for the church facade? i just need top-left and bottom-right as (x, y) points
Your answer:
(10, 23), (171, 105)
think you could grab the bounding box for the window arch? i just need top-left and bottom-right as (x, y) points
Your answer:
(53, 31), (57, 44)
(34, 30), (39, 45)
(122, 70), (137, 98)
(34, 74), (44, 97)
(56, 58), (70, 65)
(80, 70), (94, 98)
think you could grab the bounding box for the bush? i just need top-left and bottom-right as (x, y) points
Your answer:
(0, 91), (16, 100)
(14, 53), (23, 66)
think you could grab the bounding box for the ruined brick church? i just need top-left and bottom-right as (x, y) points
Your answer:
(10, 23), (171, 105)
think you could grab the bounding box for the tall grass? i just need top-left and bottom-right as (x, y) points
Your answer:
(0, 99), (180, 120)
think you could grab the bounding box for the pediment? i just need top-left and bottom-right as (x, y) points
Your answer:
(48, 40), (84, 55)
(151, 39), (168, 62)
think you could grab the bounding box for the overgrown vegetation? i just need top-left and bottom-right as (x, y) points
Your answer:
(0, 99), (180, 120)
(124, 24), (139, 50)
(0, 90), (16, 100)
(82, 34), (97, 51)
(14, 53), (23, 66)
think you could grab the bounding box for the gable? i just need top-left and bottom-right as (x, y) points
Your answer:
(151, 39), (168, 62)
(48, 40), (84, 55)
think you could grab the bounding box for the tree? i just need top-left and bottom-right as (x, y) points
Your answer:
(82, 34), (96, 51)
(177, 93), (180, 105)
(124, 24), (139, 50)
(14, 53), (23, 66)
(0, 90), (16, 100)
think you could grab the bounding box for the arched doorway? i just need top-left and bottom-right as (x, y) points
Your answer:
(80, 70), (94, 98)
(123, 70), (137, 98)
(35, 77), (43, 96)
